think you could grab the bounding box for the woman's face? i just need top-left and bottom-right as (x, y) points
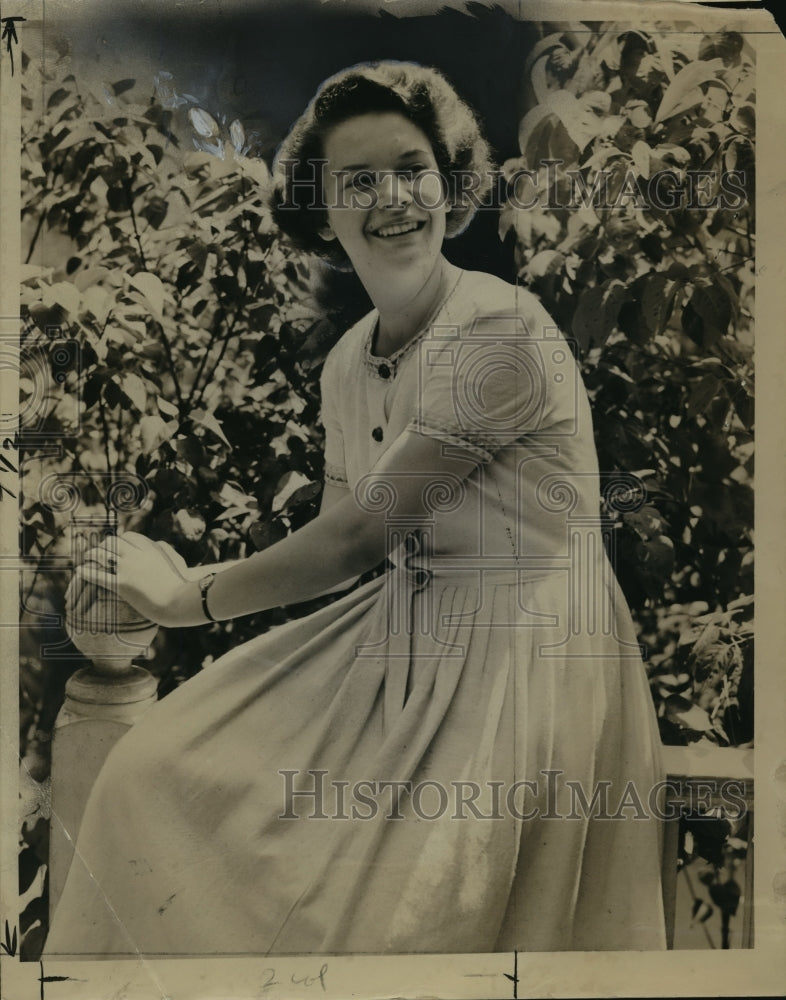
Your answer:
(320, 111), (449, 298)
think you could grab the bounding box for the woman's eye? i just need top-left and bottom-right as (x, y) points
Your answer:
(341, 166), (428, 190)
(343, 171), (374, 191)
(397, 165), (427, 180)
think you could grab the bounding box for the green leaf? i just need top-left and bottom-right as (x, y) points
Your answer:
(641, 273), (671, 335)
(542, 91), (608, 150)
(83, 371), (108, 410)
(113, 316), (147, 344)
(524, 33), (568, 81)
(103, 377), (122, 408)
(111, 78), (136, 96)
(729, 103), (755, 136)
(654, 58), (724, 123)
(215, 481), (258, 511)
(707, 394), (731, 432)
(692, 623), (721, 657)
(652, 34), (676, 81)
(520, 112), (580, 171)
(665, 695), (714, 733)
(139, 196), (169, 230)
(105, 182), (128, 212)
(687, 374), (723, 418)
(157, 396), (179, 418)
(571, 286), (606, 353)
(682, 282), (732, 349)
(121, 372), (148, 413)
(631, 140), (651, 179)
(682, 300), (704, 346)
(128, 271), (166, 323)
(47, 87), (71, 109)
(624, 504), (664, 542)
(692, 283), (732, 339)
(42, 280), (81, 317)
(186, 240), (209, 271)
(525, 250), (565, 280)
(731, 383), (754, 429)
(192, 407), (230, 446)
(284, 481), (321, 510)
(139, 414), (175, 453)
(249, 518), (287, 552)
(572, 281), (630, 351)
(50, 121), (97, 152)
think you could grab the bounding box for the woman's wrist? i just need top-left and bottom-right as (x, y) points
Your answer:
(162, 561), (242, 626)
(163, 577), (211, 628)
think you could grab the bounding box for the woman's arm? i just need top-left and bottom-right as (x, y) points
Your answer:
(319, 481), (350, 515)
(172, 483), (347, 584)
(83, 431), (481, 628)
(172, 487), (386, 625)
(305, 481), (365, 598)
(201, 430), (480, 624)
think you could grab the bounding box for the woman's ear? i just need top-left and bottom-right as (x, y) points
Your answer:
(319, 223), (337, 242)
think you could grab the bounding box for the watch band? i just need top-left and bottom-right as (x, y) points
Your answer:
(199, 572), (218, 623)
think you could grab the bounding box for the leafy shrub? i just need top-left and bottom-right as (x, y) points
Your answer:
(19, 59), (355, 753)
(500, 24), (754, 747)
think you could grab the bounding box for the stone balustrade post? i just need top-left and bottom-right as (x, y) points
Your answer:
(49, 654), (158, 920)
(46, 491), (160, 923)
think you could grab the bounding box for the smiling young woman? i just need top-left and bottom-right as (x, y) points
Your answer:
(45, 61), (667, 957)
(318, 111), (451, 349)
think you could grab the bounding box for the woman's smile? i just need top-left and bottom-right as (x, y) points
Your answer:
(367, 218), (427, 239)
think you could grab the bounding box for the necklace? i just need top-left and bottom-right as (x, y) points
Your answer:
(363, 269), (464, 382)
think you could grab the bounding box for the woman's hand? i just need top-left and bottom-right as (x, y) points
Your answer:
(71, 532), (204, 628)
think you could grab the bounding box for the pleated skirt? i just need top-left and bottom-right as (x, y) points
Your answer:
(45, 563), (667, 957)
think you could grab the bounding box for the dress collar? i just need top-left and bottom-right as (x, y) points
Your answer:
(362, 270), (464, 381)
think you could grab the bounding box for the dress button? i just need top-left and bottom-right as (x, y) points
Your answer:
(372, 427), (384, 442)
(378, 363), (391, 379)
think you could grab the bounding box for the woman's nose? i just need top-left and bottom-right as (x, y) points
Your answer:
(377, 170), (412, 209)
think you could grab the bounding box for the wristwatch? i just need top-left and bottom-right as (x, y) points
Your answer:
(199, 572), (218, 622)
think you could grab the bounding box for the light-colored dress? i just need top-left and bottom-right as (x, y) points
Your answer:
(46, 270), (666, 957)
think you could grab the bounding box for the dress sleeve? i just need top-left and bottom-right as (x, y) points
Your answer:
(320, 350), (348, 487)
(405, 304), (571, 463)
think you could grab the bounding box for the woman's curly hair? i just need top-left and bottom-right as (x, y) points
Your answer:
(269, 61), (495, 268)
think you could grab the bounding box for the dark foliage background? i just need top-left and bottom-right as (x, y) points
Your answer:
(16, 9), (754, 959)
